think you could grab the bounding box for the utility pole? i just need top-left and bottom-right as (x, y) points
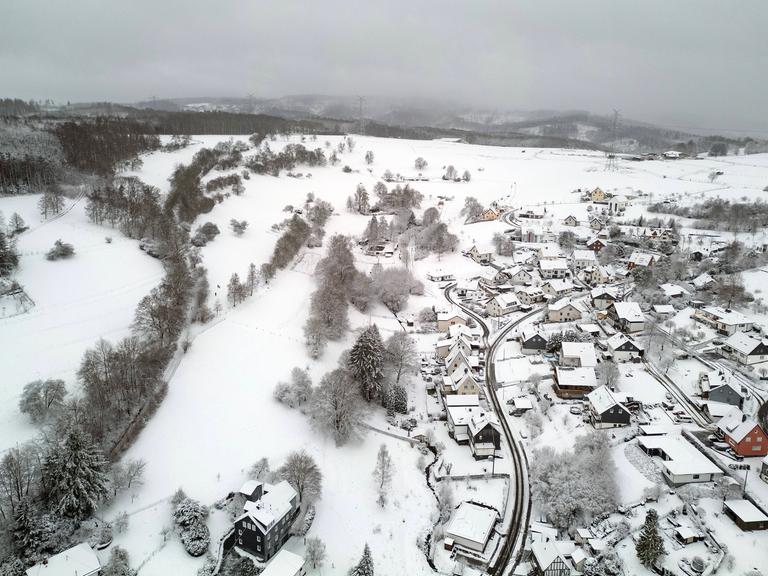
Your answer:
(605, 109), (620, 171)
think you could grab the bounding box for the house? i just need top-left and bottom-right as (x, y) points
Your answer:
(717, 408), (768, 457)
(516, 286), (545, 305)
(519, 208), (545, 219)
(539, 258), (570, 279)
(560, 342), (597, 368)
(486, 293), (521, 317)
(694, 307), (753, 335)
(260, 549), (307, 576)
(585, 237), (605, 252)
(707, 375), (745, 408)
(541, 279), (574, 299)
(571, 249), (597, 271)
(530, 541), (573, 576)
(447, 404), (485, 442)
(637, 434), (723, 486)
(563, 215), (579, 226)
(723, 500), (768, 531)
(445, 347), (478, 377)
(437, 310), (468, 332)
(587, 386), (631, 429)
(663, 150), (682, 159)
(442, 371), (481, 396)
(660, 283), (689, 299)
(590, 287), (619, 310)
(590, 187), (606, 202)
(547, 298), (582, 323)
(589, 216), (604, 231)
(652, 304), (676, 319)
(538, 244), (564, 261)
(521, 330), (548, 355)
(606, 333), (644, 361)
(427, 269), (455, 282)
(466, 245), (494, 265)
(456, 278), (484, 300)
(435, 335), (472, 359)
(479, 208), (499, 221)
(25, 543), (100, 576)
(582, 265), (610, 285)
(627, 251), (656, 269)
(444, 502), (499, 553)
(642, 228), (676, 244)
(607, 302), (645, 333)
(553, 366), (598, 398)
(692, 273), (716, 290)
(496, 265), (533, 285)
(722, 332), (768, 365)
(608, 195), (628, 214)
(468, 413), (502, 458)
(674, 527), (704, 545)
(444, 394), (479, 409)
(234, 480), (300, 561)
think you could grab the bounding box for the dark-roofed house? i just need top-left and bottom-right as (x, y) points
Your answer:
(587, 386), (631, 429)
(709, 380), (745, 409)
(591, 287), (619, 311)
(722, 332), (768, 366)
(530, 541), (573, 576)
(521, 330), (548, 355)
(607, 302), (645, 333)
(234, 480), (300, 561)
(468, 413), (502, 458)
(606, 333), (644, 362)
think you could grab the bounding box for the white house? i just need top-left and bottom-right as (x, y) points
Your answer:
(606, 333), (644, 361)
(547, 298), (582, 323)
(539, 258), (570, 279)
(638, 434), (723, 486)
(538, 244), (564, 260)
(427, 269), (455, 282)
(608, 195), (629, 214)
(722, 332), (768, 366)
(486, 293), (520, 317)
(660, 283), (689, 299)
(694, 307), (754, 336)
(571, 249), (598, 271)
(563, 215), (579, 226)
(560, 342), (598, 367)
(607, 302), (645, 333)
(516, 285), (544, 305)
(541, 279), (574, 299)
(496, 265), (534, 285)
(445, 502), (499, 553)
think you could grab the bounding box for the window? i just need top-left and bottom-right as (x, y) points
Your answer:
(692, 474), (700, 479)
(257, 535), (261, 542)
(257, 545), (261, 552)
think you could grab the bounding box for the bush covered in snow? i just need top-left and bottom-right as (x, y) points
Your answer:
(45, 239), (75, 260)
(172, 495), (210, 557)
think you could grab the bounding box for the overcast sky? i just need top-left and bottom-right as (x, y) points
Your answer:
(1, 0), (766, 134)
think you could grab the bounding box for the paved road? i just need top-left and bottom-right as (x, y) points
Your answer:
(444, 285), (539, 575)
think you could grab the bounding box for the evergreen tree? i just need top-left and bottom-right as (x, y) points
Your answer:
(0, 230), (19, 276)
(43, 428), (109, 519)
(391, 384), (408, 414)
(348, 325), (384, 402)
(9, 213), (26, 234)
(11, 499), (34, 553)
(635, 508), (665, 568)
(349, 543), (374, 576)
(101, 547), (136, 576)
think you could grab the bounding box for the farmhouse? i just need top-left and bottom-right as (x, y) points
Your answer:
(637, 434), (723, 486)
(445, 502), (499, 553)
(627, 251), (656, 269)
(25, 543), (100, 576)
(606, 333), (644, 361)
(571, 249), (597, 271)
(694, 306), (753, 335)
(559, 342), (597, 368)
(717, 408), (768, 457)
(486, 293), (521, 317)
(587, 386), (631, 429)
(435, 335), (472, 359)
(722, 332), (768, 365)
(479, 208), (499, 221)
(553, 366), (598, 398)
(608, 195), (628, 214)
(606, 302), (645, 333)
(539, 258), (570, 279)
(547, 298), (582, 323)
(234, 480), (300, 561)
(723, 500), (768, 531)
(521, 330), (548, 355)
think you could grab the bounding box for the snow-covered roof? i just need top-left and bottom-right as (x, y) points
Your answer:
(502, 265), (529, 277)
(692, 273), (715, 289)
(447, 405), (484, 426)
(492, 293), (520, 307)
(531, 541), (566, 571)
(514, 396), (534, 410)
(468, 413), (501, 437)
(572, 249), (597, 262)
(724, 499), (768, 523)
(543, 279), (574, 292)
(437, 310), (467, 322)
(25, 543), (100, 576)
(445, 394), (479, 408)
(539, 258), (569, 271)
(611, 302), (644, 323)
(606, 333), (643, 352)
(241, 480), (297, 530)
(629, 251), (655, 266)
(549, 297), (577, 312)
(724, 331), (765, 355)
(660, 283), (689, 297)
(561, 342), (597, 367)
(260, 549), (306, 576)
(717, 407), (760, 443)
(521, 328), (545, 342)
(701, 306), (752, 326)
(653, 304), (676, 314)
(590, 286), (618, 299)
(538, 244), (563, 258)
(555, 367), (598, 389)
(240, 479), (263, 497)
(587, 386), (628, 414)
(516, 285), (543, 296)
(447, 324), (478, 340)
(637, 434), (722, 477)
(445, 502), (498, 546)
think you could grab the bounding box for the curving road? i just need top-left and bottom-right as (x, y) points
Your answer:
(444, 284), (539, 575)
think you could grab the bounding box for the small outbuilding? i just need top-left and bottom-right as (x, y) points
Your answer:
(723, 499), (768, 531)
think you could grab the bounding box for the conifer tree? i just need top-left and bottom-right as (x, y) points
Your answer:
(348, 325), (384, 402)
(636, 508), (665, 567)
(0, 230), (19, 276)
(349, 543), (374, 576)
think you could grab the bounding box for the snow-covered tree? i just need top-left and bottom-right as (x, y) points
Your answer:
(459, 196), (483, 222)
(354, 184), (369, 214)
(305, 537), (326, 570)
(45, 239), (74, 260)
(636, 508), (665, 567)
(230, 219), (248, 236)
(462, 170), (471, 182)
(372, 444), (394, 507)
(279, 450), (322, 506)
(0, 229), (19, 276)
(443, 165), (458, 181)
(9, 213), (26, 234)
(438, 481), (454, 522)
(43, 427), (109, 519)
(312, 369), (365, 445)
(414, 157), (427, 171)
(101, 547), (135, 576)
(173, 497), (210, 557)
(349, 543), (374, 576)
(385, 332), (417, 385)
(349, 325), (385, 402)
(597, 361), (620, 388)
(18, 379), (67, 423)
(364, 151), (374, 165)
(390, 384), (408, 414)
(246, 263), (259, 296)
(227, 273), (245, 307)
(109, 458), (146, 497)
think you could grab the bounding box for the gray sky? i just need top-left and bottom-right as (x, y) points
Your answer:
(1, 0), (766, 134)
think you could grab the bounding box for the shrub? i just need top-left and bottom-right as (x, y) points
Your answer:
(45, 240), (75, 260)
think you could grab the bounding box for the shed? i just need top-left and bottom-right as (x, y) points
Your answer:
(723, 499), (768, 531)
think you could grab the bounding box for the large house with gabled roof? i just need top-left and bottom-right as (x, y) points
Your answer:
(234, 480), (300, 561)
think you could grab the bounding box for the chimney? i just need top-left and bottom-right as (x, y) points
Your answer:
(742, 414), (748, 422)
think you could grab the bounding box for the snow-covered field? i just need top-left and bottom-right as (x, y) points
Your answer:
(6, 135), (768, 575)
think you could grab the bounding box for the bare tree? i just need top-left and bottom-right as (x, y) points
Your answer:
(279, 450), (322, 507)
(372, 444), (394, 507)
(305, 537), (326, 570)
(385, 332), (418, 385)
(312, 369), (365, 445)
(597, 361), (620, 389)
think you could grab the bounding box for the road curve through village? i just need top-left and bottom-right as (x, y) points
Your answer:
(444, 284), (539, 576)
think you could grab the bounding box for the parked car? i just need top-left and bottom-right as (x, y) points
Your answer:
(569, 406), (582, 415)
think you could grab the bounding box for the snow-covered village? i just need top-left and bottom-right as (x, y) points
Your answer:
(2, 3), (768, 576)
